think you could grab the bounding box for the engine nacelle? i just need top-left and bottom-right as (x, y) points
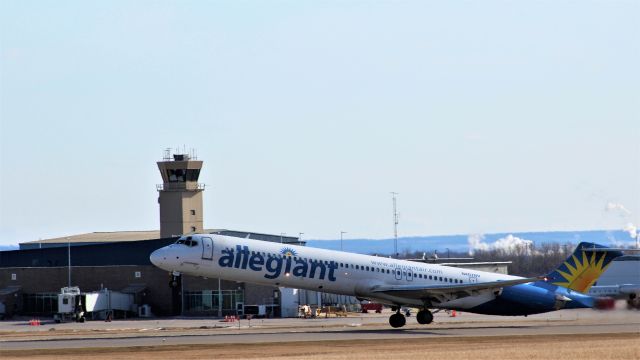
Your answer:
(499, 284), (567, 314)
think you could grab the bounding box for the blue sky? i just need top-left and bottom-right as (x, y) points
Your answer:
(1, 1), (638, 245)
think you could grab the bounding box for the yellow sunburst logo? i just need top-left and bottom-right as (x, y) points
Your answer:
(552, 251), (610, 293)
(280, 247), (297, 257)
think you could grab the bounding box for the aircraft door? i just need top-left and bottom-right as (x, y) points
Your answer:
(406, 269), (414, 281)
(394, 268), (402, 281)
(202, 237), (214, 260)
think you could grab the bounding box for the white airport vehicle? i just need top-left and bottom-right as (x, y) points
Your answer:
(54, 287), (85, 323)
(150, 234), (622, 328)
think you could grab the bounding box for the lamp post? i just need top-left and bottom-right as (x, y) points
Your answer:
(340, 231), (347, 251)
(67, 237), (71, 287)
(391, 192), (399, 258)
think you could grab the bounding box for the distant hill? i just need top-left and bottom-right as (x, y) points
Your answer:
(305, 230), (634, 255)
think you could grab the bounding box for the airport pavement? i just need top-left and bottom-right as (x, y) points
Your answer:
(0, 308), (638, 351)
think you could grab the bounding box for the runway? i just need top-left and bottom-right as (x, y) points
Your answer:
(1, 309), (639, 352)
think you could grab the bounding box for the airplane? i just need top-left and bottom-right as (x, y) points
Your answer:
(588, 285), (640, 309)
(150, 234), (623, 328)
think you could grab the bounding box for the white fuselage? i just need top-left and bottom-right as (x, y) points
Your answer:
(150, 234), (521, 309)
(588, 285), (640, 299)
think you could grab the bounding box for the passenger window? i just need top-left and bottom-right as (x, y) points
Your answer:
(356, 265), (359, 270)
(176, 239), (185, 245)
(191, 240), (198, 247)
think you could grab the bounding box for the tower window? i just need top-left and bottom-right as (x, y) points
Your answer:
(167, 169), (187, 182)
(190, 210), (196, 215)
(191, 226), (196, 232)
(186, 169), (200, 181)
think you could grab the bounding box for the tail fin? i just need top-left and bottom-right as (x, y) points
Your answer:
(546, 242), (623, 293)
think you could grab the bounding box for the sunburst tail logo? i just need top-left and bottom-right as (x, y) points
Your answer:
(280, 247), (298, 257)
(547, 242), (623, 293)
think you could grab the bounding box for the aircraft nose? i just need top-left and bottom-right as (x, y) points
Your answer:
(150, 248), (165, 267)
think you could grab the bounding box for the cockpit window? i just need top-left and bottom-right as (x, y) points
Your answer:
(175, 238), (199, 247)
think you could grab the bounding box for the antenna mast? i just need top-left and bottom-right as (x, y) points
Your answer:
(391, 192), (399, 258)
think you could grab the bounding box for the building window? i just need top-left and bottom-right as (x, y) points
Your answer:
(22, 293), (58, 315)
(190, 209), (196, 215)
(183, 289), (244, 315)
(191, 226), (196, 232)
(135, 271), (142, 278)
(11, 273), (16, 281)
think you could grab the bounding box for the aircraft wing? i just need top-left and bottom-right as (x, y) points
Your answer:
(370, 277), (539, 301)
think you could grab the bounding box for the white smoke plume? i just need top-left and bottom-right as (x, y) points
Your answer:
(467, 234), (489, 255)
(468, 234), (534, 255)
(605, 202), (631, 216)
(624, 223), (637, 239)
(604, 202), (637, 241)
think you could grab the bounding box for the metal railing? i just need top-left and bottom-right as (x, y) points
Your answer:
(156, 183), (205, 191)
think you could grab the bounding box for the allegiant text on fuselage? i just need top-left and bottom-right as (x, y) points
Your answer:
(218, 245), (337, 281)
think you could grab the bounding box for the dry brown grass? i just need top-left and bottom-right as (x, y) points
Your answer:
(1, 333), (638, 360)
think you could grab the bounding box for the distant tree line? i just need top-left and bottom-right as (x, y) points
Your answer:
(394, 242), (576, 277)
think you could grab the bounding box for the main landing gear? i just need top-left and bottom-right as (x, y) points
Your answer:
(389, 308), (406, 328)
(389, 307), (434, 328)
(416, 309), (433, 325)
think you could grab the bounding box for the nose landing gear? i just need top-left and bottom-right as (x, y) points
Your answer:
(416, 309), (433, 324)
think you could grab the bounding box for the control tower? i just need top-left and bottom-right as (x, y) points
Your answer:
(157, 149), (204, 238)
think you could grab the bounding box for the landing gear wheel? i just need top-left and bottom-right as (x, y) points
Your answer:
(389, 312), (406, 328)
(416, 310), (433, 324)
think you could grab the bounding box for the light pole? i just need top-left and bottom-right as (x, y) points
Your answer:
(280, 233), (285, 244)
(298, 232), (304, 242)
(67, 237), (71, 287)
(391, 192), (399, 258)
(340, 231), (347, 251)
